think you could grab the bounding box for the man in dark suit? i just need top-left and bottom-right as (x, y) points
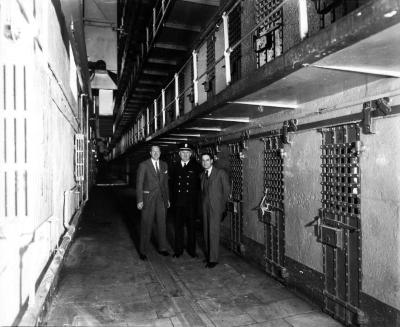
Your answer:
(201, 153), (230, 268)
(136, 145), (170, 260)
(170, 143), (202, 258)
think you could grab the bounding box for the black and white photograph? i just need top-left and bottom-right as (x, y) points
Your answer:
(0, 0), (399, 326)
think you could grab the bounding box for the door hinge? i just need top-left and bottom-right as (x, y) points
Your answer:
(362, 97), (391, 134)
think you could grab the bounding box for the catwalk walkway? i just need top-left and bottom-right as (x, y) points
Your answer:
(45, 187), (342, 327)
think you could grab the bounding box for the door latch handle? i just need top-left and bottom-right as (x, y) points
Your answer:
(305, 215), (320, 227)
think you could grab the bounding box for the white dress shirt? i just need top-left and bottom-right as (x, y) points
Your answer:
(151, 159), (160, 172)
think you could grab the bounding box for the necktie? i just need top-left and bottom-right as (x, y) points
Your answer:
(155, 161), (159, 174)
(206, 170), (209, 178)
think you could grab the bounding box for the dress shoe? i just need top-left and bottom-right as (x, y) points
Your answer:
(158, 250), (170, 256)
(206, 262), (218, 268)
(139, 253), (148, 261)
(172, 252), (182, 258)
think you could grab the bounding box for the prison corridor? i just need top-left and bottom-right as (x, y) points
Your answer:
(44, 186), (342, 327)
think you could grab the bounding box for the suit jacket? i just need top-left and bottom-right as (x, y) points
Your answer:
(170, 159), (201, 207)
(136, 159), (169, 207)
(201, 166), (230, 216)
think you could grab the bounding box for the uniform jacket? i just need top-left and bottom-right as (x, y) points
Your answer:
(170, 159), (201, 207)
(136, 159), (169, 207)
(201, 166), (230, 215)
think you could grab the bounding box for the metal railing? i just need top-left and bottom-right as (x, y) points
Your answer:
(117, 0), (174, 116)
(112, 0), (295, 159)
(111, 0), (366, 159)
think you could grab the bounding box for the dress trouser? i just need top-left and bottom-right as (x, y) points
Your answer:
(202, 202), (221, 263)
(140, 193), (168, 255)
(174, 204), (196, 255)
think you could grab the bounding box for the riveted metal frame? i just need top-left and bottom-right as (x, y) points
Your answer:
(318, 124), (362, 326)
(261, 134), (285, 278)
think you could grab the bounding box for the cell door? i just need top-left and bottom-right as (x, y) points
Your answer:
(316, 124), (362, 325)
(227, 145), (244, 254)
(261, 135), (285, 278)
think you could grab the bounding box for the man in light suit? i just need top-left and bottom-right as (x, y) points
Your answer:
(136, 145), (170, 260)
(201, 153), (230, 268)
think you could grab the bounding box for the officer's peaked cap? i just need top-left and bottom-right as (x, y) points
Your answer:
(178, 143), (193, 151)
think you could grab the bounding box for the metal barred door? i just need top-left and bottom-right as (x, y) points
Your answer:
(228, 148), (243, 254)
(260, 135), (285, 278)
(316, 124), (362, 326)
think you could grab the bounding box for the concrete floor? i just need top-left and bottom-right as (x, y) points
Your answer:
(44, 187), (343, 327)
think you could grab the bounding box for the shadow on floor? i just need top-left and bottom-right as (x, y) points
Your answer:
(110, 186), (206, 258)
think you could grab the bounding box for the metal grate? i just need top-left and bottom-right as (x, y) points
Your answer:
(263, 136), (284, 210)
(228, 150), (244, 254)
(228, 5), (241, 83)
(0, 64), (28, 219)
(255, 0), (283, 68)
(230, 153), (243, 201)
(262, 135), (285, 277)
(75, 134), (85, 182)
(317, 124), (362, 325)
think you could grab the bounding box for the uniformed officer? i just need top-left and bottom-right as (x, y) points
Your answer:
(170, 143), (202, 258)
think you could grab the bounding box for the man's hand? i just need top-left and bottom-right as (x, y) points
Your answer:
(137, 202), (144, 210)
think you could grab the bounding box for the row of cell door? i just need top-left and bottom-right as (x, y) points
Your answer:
(227, 124), (362, 326)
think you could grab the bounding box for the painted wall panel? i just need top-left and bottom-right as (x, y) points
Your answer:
(284, 130), (323, 273)
(361, 116), (400, 311)
(243, 138), (265, 244)
(241, 0), (257, 76)
(197, 42), (208, 105)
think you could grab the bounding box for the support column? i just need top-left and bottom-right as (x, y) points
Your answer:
(146, 107), (150, 136)
(192, 51), (199, 105)
(161, 88), (166, 127)
(298, 0), (308, 39)
(222, 12), (231, 86)
(175, 73), (179, 118)
(154, 99), (158, 131)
